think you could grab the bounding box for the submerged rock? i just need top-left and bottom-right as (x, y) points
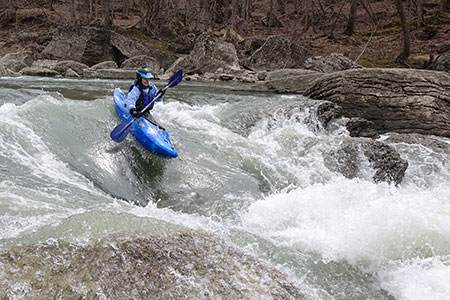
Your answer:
(325, 138), (408, 185)
(0, 230), (308, 300)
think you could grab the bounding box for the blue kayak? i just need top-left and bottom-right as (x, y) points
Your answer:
(113, 88), (178, 158)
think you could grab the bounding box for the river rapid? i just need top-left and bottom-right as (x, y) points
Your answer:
(1, 76), (450, 300)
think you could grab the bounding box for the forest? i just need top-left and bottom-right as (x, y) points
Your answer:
(0, 0), (450, 67)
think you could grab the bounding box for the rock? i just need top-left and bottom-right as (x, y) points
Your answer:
(304, 53), (362, 73)
(431, 51), (450, 73)
(65, 68), (81, 78)
(121, 55), (160, 75)
(271, 100), (343, 131)
(325, 138), (408, 185)
(53, 60), (90, 75)
(385, 133), (450, 157)
(346, 117), (379, 139)
(110, 31), (177, 69)
(0, 230), (308, 300)
(304, 68), (450, 137)
(237, 69), (323, 94)
(82, 68), (135, 79)
(20, 66), (60, 77)
(246, 35), (312, 71)
(41, 27), (113, 66)
(166, 33), (240, 75)
(91, 61), (118, 70)
(0, 51), (34, 72)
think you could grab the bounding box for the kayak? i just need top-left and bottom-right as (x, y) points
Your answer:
(113, 88), (178, 158)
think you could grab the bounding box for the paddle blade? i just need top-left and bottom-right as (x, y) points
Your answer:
(110, 121), (132, 143)
(168, 69), (183, 88)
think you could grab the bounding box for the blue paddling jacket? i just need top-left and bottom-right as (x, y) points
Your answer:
(126, 82), (162, 113)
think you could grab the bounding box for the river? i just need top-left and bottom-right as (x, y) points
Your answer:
(1, 76), (449, 300)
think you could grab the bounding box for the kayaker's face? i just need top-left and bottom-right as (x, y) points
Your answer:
(142, 78), (150, 87)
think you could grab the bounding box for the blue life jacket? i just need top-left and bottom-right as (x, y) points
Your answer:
(128, 82), (158, 111)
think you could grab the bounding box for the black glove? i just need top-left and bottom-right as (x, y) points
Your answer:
(157, 89), (166, 98)
(130, 108), (141, 117)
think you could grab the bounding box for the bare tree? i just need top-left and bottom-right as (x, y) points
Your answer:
(71, 0), (76, 25)
(344, 0), (358, 36)
(104, 0), (112, 28)
(394, 0), (410, 64)
(416, 0), (424, 27)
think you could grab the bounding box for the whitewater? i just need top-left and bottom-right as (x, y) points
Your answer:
(0, 76), (449, 300)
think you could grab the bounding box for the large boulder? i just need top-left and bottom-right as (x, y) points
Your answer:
(325, 138), (408, 185)
(110, 31), (177, 70)
(41, 27), (113, 66)
(304, 68), (450, 137)
(238, 69), (324, 94)
(431, 51), (450, 73)
(0, 51), (34, 72)
(166, 33), (240, 75)
(0, 230), (308, 299)
(245, 35), (312, 71)
(121, 55), (160, 75)
(304, 53), (362, 73)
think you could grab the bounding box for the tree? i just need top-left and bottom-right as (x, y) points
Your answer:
(104, 0), (112, 28)
(394, 0), (410, 64)
(344, 0), (358, 36)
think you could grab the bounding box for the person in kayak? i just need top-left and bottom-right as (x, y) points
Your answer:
(127, 67), (165, 129)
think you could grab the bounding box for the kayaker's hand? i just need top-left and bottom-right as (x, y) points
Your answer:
(130, 108), (141, 117)
(157, 89), (166, 98)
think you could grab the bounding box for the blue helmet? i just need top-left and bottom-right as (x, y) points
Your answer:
(136, 67), (154, 79)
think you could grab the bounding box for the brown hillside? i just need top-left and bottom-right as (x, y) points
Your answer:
(0, 0), (449, 68)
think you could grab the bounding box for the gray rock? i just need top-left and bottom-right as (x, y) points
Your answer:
(385, 133), (450, 157)
(326, 137), (408, 185)
(346, 117), (379, 139)
(304, 68), (450, 137)
(82, 68), (135, 79)
(0, 52), (33, 72)
(166, 33), (240, 75)
(431, 51), (450, 73)
(110, 31), (177, 69)
(246, 35), (312, 71)
(91, 61), (118, 70)
(0, 230), (308, 299)
(20, 66), (60, 77)
(121, 55), (160, 75)
(237, 69), (323, 94)
(305, 53), (362, 73)
(65, 68), (81, 78)
(53, 60), (90, 75)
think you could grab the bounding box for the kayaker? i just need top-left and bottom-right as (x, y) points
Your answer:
(127, 67), (166, 129)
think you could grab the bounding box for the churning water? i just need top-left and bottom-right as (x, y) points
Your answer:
(0, 76), (449, 299)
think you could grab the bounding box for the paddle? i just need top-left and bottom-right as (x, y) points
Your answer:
(110, 69), (183, 143)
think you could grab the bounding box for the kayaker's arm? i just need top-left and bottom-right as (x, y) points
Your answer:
(126, 86), (140, 112)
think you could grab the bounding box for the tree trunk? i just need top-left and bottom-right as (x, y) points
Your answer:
(344, 0), (358, 36)
(231, 0), (238, 29)
(416, 0), (424, 27)
(394, 0), (410, 64)
(71, 0), (76, 25)
(104, 0), (112, 28)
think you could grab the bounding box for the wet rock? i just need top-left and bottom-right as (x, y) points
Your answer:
(430, 51), (450, 73)
(271, 100), (343, 131)
(385, 133), (450, 157)
(0, 230), (308, 300)
(304, 68), (450, 137)
(65, 68), (81, 78)
(245, 35), (312, 71)
(325, 138), (408, 185)
(346, 117), (379, 139)
(304, 53), (362, 73)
